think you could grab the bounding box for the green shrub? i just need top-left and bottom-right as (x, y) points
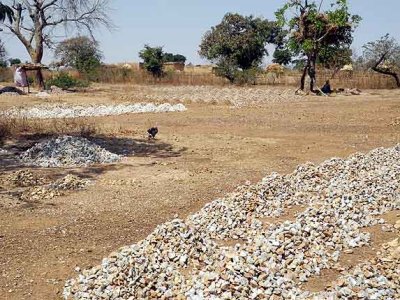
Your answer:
(45, 72), (89, 90)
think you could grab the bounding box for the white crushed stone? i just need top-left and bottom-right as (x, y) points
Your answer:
(1, 103), (187, 119)
(64, 144), (400, 299)
(116, 85), (303, 107)
(0, 148), (9, 155)
(20, 135), (121, 168)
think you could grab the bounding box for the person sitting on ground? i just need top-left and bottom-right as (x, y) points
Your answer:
(321, 80), (332, 95)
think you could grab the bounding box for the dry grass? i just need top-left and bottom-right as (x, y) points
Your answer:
(92, 67), (396, 89)
(0, 116), (98, 146)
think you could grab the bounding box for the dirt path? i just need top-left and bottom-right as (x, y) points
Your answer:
(0, 88), (399, 299)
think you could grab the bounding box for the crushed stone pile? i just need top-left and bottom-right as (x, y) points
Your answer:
(64, 145), (400, 299)
(2, 103), (187, 119)
(2, 170), (48, 187)
(50, 174), (91, 190)
(115, 85), (303, 107)
(19, 174), (90, 202)
(20, 135), (121, 167)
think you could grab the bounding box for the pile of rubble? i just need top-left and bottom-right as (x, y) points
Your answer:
(2, 103), (187, 119)
(50, 174), (91, 190)
(20, 135), (121, 167)
(116, 85), (303, 107)
(18, 174), (90, 202)
(1, 170), (48, 187)
(64, 145), (399, 299)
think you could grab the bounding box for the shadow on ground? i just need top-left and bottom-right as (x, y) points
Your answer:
(90, 135), (187, 158)
(0, 134), (186, 172)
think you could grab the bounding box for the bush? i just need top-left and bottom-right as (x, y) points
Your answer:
(233, 68), (260, 85)
(45, 72), (89, 90)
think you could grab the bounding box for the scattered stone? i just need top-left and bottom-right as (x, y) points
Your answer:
(36, 91), (51, 98)
(50, 85), (68, 95)
(20, 135), (121, 167)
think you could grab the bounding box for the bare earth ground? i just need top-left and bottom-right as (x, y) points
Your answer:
(0, 84), (399, 299)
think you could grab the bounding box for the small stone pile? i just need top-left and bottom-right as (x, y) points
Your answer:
(2, 103), (187, 119)
(20, 186), (61, 201)
(20, 135), (121, 167)
(50, 174), (91, 190)
(64, 145), (400, 299)
(1, 170), (48, 187)
(20, 174), (90, 202)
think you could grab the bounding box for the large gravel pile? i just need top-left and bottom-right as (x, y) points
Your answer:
(64, 145), (400, 299)
(20, 136), (121, 167)
(2, 103), (187, 119)
(116, 86), (303, 107)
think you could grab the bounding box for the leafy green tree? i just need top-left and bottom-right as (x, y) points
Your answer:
(273, 48), (292, 65)
(363, 34), (400, 88)
(276, 0), (361, 92)
(164, 53), (186, 63)
(55, 36), (102, 79)
(139, 45), (165, 77)
(8, 58), (21, 65)
(199, 13), (281, 83)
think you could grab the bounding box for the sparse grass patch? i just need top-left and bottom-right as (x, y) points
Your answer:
(0, 116), (99, 146)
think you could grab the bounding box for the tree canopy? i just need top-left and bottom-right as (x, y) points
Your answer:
(55, 36), (102, 78)
(276, 0), (361, 91)
(199, 13), (281, 82)
(164, 53), (187, 63)
(139, 45), (165, 78)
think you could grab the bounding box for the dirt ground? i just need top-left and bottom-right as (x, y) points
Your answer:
(0, 85), (399, 299)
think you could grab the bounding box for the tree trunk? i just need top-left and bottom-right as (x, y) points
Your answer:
(308, 56), (317, 93)
(35, 69), (45, 90)
(372, 67), (400, 88)
(300, 64), (309, 91)
(31, 49), (45, 91)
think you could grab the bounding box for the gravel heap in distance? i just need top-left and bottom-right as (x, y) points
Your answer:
(20, 136), (121, 168)
(64, 145), (400, 300)
(2, 103), (187, 119)
(116, 86), (303, 107)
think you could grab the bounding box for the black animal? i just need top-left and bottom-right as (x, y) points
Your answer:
(147, 127), (158, 139)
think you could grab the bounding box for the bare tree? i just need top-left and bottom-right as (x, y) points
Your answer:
(0, 0), (112, 89)
(0, 2), (13, 23)
(363, 34), (400, 88)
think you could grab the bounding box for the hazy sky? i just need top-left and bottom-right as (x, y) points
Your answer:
(2, 0), (400, 64)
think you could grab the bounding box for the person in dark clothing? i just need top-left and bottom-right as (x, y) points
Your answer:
(321, 80), (332, 94)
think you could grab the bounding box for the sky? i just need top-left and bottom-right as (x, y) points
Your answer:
(2, 0), (400, 65)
